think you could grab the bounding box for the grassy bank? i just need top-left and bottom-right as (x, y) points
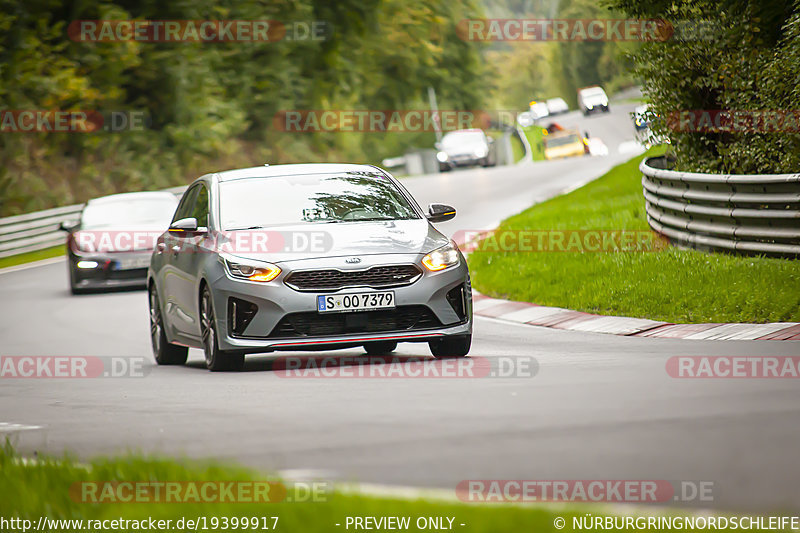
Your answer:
(468, 149), (800, 323)
(0, 445), (619, 533)
(0, 246), (64, 270)
(520, 126), (547, 161)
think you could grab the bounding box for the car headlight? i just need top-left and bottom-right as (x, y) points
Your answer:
(422, 241), (460, 272)
(436, 151), (449, 162)
(221, 253), (281, 282)
(474, 146), (488, 158)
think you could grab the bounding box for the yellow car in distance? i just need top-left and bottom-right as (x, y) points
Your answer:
(543, 130), (587, 160)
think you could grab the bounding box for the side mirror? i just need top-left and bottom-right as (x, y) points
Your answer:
(426, 203), (456, 223)
(59, 220), (78, 232)
(434, 142), (442, 151)
(487, 137), (495, 144)
(168, 217), (205, 235)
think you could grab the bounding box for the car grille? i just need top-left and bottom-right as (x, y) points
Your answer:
(261, 305), (442, 339)
(285, 265), (421, 291)
(105, 268), (148, 281)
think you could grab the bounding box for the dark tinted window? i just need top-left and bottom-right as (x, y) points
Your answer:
(172, 186), (198, 224)
(191, 185), (209, 228)
(219, 173), (419, 230)
(81, 195), (177, 229)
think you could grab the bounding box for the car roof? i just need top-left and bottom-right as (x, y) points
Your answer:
(442, 129), (484, 136)
(86, 191), (178, 206)
(213, 163), (388, 182)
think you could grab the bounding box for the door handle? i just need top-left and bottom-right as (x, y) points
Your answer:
(156, 242), (166, 253)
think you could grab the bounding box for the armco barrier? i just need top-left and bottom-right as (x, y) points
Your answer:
(641, 156), (800, 257)
(0, 186), (187, 259)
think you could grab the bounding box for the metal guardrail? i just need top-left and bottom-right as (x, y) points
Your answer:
(641, 156), (800, 257)
(0, 186), (188, 259)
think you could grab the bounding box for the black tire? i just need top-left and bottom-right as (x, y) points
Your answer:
(429, 334), (471, 358)
(603, 106), (610, 113)
(201, 286), (245, 372)
(480, 157), (491, 167)
(439, 164), (451, 172)
(364, 341), (397, 355)
(149, 284), (188, 365)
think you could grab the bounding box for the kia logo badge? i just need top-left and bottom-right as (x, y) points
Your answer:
(345, 257), (362, 264)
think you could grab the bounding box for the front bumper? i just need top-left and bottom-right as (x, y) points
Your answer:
(209, 254), (472, 353)
(69, 251), (151, 289)
(443, 155), (484, 168)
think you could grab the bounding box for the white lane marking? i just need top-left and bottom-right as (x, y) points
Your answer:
(0, 422), (43, 432)
(339, 481), (719, 517)
(277, 469), (339, 482)
(0, 256), (65, 275)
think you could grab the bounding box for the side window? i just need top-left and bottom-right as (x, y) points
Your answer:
(191, 185), (209, 228)
(172, 186), (198, 224)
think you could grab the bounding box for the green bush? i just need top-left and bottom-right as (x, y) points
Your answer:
(606, 0), (800, 173)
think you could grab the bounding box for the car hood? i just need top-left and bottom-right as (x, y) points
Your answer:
(219, 219), (450, 264)
(73, 223), (169, 253)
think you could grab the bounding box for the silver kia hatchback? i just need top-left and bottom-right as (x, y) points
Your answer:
(147, 164), (473, 371)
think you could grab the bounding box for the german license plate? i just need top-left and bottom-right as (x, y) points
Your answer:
(317, 292), (395, 313)
(114, 255), (151, 270)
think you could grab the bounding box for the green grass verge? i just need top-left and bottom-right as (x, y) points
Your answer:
(468, 148), (800, 323)
(0, 445), (651, 533)
(0, 245), (65, 270)
(520, 126), (546, 161)
(510, 132), (525, 163)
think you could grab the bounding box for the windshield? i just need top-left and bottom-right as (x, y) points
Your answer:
(441, 131), (486, 150)
(81, 196), (177, 228)
(581, 88), (606, 97)
(545, 134), (582, 148)
(220, 173), (420, 229)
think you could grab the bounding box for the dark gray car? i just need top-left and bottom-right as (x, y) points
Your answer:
(147, 164), (473, 371)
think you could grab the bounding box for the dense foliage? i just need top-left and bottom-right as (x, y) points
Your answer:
(606, 0), (800, 173)
(485, 0), (637, 109)
(0, 0), (485, 215)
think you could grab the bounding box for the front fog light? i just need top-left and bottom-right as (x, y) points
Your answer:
(422, 242), (460, 272)
(76, 260), (98, 269)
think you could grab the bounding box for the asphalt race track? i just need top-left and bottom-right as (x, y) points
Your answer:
(2, 102), (799, 513)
